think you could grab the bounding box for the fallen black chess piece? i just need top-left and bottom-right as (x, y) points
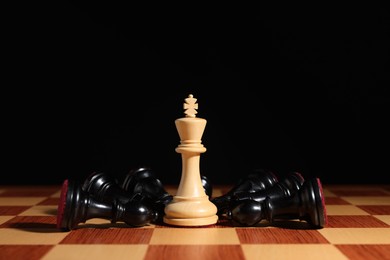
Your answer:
(226, 177), (327, 228)
(57, 179), (158, 231)
(81, 167), (172, 224)
(229, 171), (305, 205)
(211, 169), (279, 216)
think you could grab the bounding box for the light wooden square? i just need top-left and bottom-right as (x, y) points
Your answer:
(0, 197), (46, 206)
(0, 216), (13, 225)
(319, 228), (390, 244)
(242, 244), (348, 260)
(374, 215), (390, 225)
(42, 245), (148, 260)
(341, 196), (390, 205)
(325, 205), (369, 215)
(19, 205), (57, 216)
(0, 228), (69, 244)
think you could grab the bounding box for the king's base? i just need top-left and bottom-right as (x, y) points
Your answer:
(163, 195), (218, 226)
(163, 215), (218, 226)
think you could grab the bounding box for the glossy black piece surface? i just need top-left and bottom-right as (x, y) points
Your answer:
(211, 169), (279, 215)
(58, 180), (158, 231)
(231, 171), (305, 204)
(82, 171), (131, 203)
(227, 177), (327, 228)
(121, 167), (173, 204)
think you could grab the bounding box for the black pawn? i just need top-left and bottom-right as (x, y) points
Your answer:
(226, 177), (328, 228)
(121, 167), (173, 205)
(82, 171), (133, 204)
(57, 179), (158, 231)
(211, 169), (279, 215)
(230, 171), (305, 205)
(82, 168), (171, 224)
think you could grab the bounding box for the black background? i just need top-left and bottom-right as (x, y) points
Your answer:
(4, 2), (389, 186)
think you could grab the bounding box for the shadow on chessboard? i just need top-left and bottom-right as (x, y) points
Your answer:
(217, 219), (319, 230)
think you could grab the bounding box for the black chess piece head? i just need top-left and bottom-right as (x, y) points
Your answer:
(226, 177), (328, 228)
(120, 167), (175, 223)
(211, 169), (279, 215)
(82, 171), (130, 204)
(230, 171), (305, 204)
(57, 179), (158, 231)
(121, 167), (173, 205)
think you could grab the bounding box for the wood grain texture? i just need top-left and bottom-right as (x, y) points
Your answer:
(0, 206), (30, 215)
(336, 245), (390, 260)
(236, 228), (330, 244)
(60, 228), (154, 244)
(0, 216), (56, 228)
(0, 245), (54, 260)
(145, 245), (245, 260)
(326, 215), (390, 228)
(357, 205), (390, 215)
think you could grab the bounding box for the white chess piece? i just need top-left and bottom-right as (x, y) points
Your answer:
(163, 94), (218, 226)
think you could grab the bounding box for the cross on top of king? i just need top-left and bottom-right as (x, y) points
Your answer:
(183, 94), (198, 118)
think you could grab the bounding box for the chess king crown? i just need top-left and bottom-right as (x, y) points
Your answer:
(175, 94), (207, 152)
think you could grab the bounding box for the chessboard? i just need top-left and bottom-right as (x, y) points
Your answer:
(1, 184), (390, 260)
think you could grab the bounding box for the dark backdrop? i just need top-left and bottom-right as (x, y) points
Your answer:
(4, 2), (389, 186)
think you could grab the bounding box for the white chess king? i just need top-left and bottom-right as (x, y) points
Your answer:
(163, 94), (218, 226)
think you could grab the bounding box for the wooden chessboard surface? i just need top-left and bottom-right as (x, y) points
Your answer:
(1, 184), (390, 260)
